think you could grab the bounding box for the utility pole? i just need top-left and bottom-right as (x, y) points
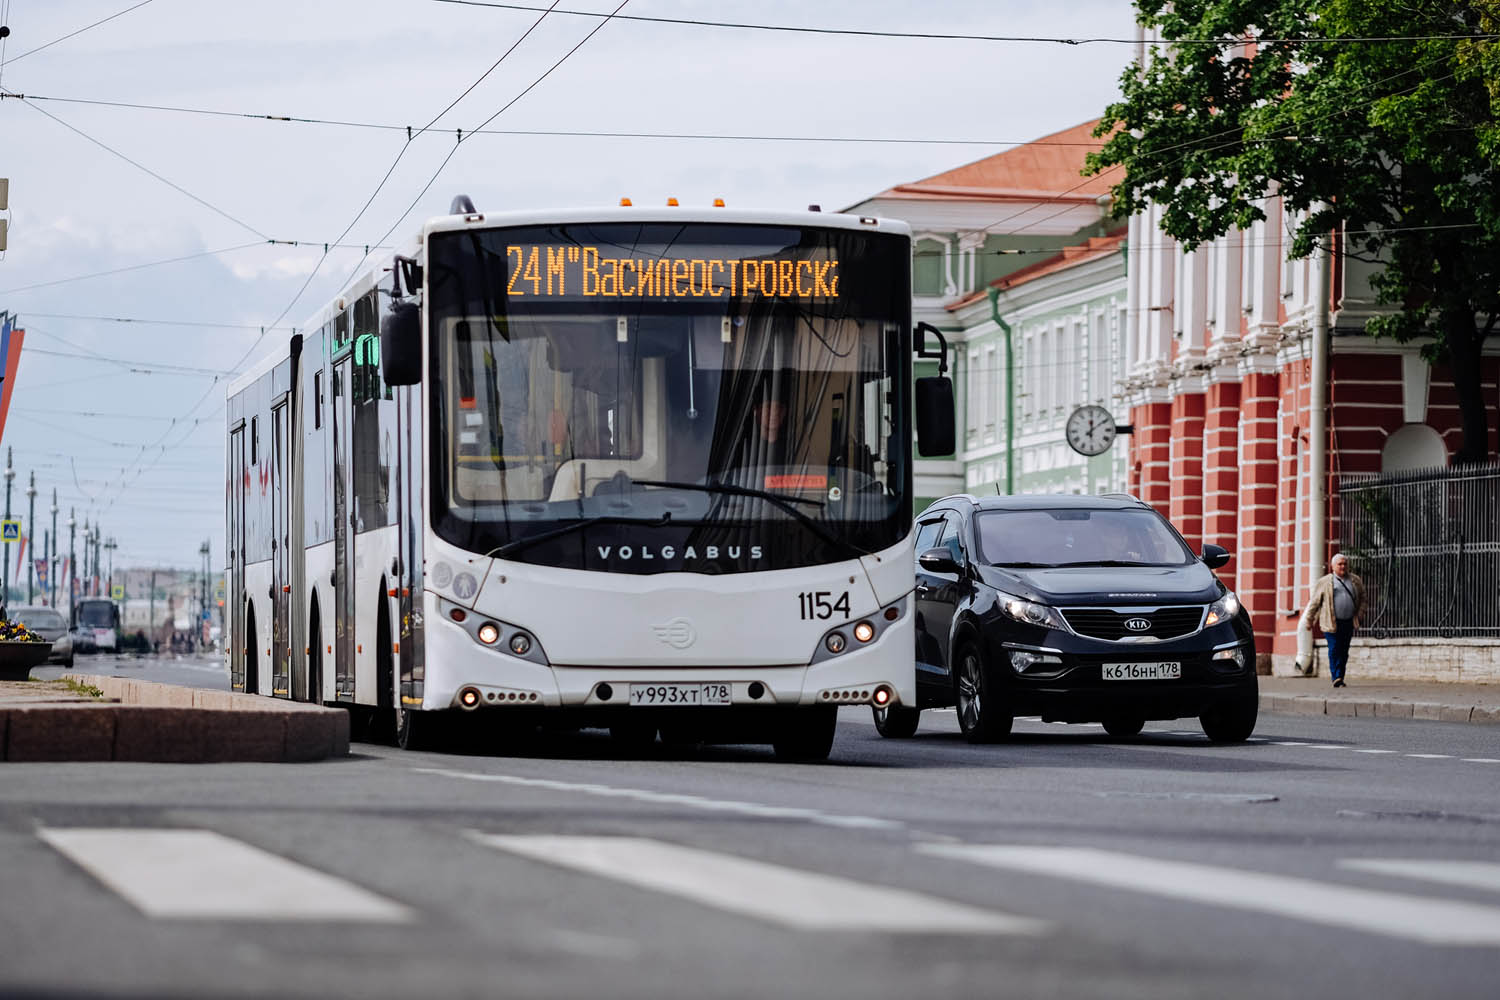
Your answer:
(49, 489), (57, 606)
(3, 448), (13, 604)
(67, 509), (75, 623)
(104, 537), (117, 600)
(25, 471), (36, 603)
(42, 529), (49, 605)
(199, 540), (210, 650)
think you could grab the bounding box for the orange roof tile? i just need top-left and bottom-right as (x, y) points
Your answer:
(874, 120), (1115, 202)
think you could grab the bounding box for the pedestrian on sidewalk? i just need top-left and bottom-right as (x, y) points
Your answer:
(1303, 553), (1365, 688)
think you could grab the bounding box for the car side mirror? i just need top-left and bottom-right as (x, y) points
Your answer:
(918, 547), (962, 575)
(1201, 543), (1231, 569)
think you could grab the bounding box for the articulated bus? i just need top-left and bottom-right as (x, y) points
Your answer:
(225, 198), (953, 759)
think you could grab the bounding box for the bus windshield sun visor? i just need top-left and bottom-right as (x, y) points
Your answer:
(633, 479), (871, 560)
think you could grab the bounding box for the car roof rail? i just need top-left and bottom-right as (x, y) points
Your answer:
(1097, 492), (1145, 505)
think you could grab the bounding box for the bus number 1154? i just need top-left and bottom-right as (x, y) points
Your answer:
(798, 591), (850, 620)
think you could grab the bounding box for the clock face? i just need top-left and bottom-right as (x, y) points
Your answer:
(1065, 404), (1117, 457)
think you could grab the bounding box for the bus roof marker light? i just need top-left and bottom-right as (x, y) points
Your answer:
(619, 197), (632, 207)
(666, 197), (679, 206)
(713, 198), (725, 207)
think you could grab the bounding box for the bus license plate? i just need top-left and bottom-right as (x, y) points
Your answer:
(629, 683), (732, 706)
(1102, 662), (1181, 681)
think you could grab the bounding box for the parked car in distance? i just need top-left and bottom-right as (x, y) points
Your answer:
(10, 605), (74, 668)
(877, 493), (1257, 744)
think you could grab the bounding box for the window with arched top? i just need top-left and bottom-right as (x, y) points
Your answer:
(1381, 423), (1447, 474)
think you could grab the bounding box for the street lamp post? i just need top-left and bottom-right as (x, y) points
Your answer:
(49, 489), (58, 606)
(25, 471), (36, 603)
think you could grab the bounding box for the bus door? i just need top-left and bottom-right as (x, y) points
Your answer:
(332, 356), (355, 701)
(228, 421), (247, 691)
(271, 395), (291, 697)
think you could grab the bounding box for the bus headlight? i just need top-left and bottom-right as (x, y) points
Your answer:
(825, 632), (847, 654)
(509, 632), (532, 656)
(477, 622), (500, 645)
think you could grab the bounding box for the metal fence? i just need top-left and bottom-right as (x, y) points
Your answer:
(1338, 463), (1500, 638)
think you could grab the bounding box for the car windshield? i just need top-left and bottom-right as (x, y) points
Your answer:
(17, 609), (64, 629)
(975, 508), (1195, 568)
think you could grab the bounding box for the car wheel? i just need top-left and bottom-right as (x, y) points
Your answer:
(1200, 689), (1258, 743)
(772, 706), (837, 761)
(872, 703), (920, 738)
(954, 643), (1011, 743)
(1102, 714), (1145, 739)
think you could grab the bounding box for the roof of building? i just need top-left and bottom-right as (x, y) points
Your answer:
(867, 120), (1114, 204)
(946, 229), (1127, 311)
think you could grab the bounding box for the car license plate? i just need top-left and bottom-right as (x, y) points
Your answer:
(1102, 662), (1181, 681)
(628, 683), (732, 706)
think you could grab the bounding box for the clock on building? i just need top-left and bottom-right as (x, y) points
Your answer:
(1065, 404), (1118, 457)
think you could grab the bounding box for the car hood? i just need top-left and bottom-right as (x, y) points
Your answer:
(978, 562), (1221, 605)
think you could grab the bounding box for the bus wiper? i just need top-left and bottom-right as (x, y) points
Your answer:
(633, 479), (871, 559)
(486, 512), (672, 560)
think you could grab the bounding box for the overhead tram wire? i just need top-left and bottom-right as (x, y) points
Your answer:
(103, 1), (591, 519)
(357, 0), (632, 270)
(431, 1), (1500, 46)
(1, 0), (156, 66)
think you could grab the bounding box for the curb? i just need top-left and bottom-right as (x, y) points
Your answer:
(0, 675), (349, 762)
(1258, 692), (1497, 725)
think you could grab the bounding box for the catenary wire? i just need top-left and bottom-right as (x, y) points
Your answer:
(1, 0), (156, 66)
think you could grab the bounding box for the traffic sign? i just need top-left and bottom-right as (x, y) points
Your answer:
(111, 584), (124, 600)
(0, 520), (18, 543)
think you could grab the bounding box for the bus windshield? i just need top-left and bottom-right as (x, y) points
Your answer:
(427, 222), (912, 573)
(77, 601), (117, 628)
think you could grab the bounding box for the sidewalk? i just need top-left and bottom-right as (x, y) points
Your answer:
(1258, 674), (1500, 724)
(0, 675), (349, 761)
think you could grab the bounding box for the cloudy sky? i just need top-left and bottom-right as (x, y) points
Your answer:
(0, 0), (1139, 578)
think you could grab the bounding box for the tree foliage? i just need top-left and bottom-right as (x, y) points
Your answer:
(1088, 1), (1500, 462)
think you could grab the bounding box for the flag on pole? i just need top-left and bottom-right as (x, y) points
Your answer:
(34, 558), (47, 590)
(14, 534), (25, 580)
(0, 313), (24, 443)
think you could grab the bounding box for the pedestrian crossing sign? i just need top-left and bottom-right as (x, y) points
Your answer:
(111, 584), (125, 600)
(0, 520), (18, 543)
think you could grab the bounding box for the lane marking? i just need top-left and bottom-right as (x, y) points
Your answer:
(414, 767), (903, 831)
(472, 834), (1045, 935)
(1341, 860), (1500, 895)
(1272, 741), (1310, 746)
(1462, 758), (1500, 764)
(1405, 754), (1453, 759)
(915, 845), (1500, 946)
(1351, 748), (1399, 754)
(38, 828), (412, 922)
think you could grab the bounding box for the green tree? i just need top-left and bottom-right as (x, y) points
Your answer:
(1089, 1), (1500, 463)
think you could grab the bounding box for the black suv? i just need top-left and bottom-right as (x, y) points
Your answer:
(874, 493), (1257, 743)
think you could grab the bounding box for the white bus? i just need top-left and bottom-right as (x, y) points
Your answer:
(225, 198), (953, 759)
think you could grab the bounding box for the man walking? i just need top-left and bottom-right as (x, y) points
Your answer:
(1303, 553), (1366, 688)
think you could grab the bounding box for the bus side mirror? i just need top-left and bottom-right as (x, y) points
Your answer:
(381, 299), (422, 386)
(915, 377), (955, 456)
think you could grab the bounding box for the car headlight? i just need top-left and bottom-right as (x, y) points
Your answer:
(996, 590), (1067, 630)
(1205, 591), (1241, 627)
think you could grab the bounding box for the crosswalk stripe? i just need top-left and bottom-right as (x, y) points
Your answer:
(915, 845), (1500, 946)
(39, 829), (412, 922)
(1341, 860), (1500, 894)
(472, 834), (1045, 935)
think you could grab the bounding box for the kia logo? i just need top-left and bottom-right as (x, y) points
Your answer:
(1123, 617), (1152, 632)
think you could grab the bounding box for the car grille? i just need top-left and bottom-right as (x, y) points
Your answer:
(1061, 605), (1205, 642)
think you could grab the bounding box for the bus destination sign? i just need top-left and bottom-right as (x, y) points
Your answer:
(504, 245), (840, 301)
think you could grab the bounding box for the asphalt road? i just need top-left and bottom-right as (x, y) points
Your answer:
(2, 664), (1498, 999)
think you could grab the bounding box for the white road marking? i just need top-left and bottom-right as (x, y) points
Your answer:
(38, 828), (412, 922)
(472, 834), (1045, 935)
(1405, 754), (1453, 759)
(915, 845), (1500, 946)
(414, 767), (903, 831)
(1463, 758), (1500, 764)
(1351, 748), (1399, 754)
(1341, 860), (1500, 895)
(1272, 741), (1310, 746)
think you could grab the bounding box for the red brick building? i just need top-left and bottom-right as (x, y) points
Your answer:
(1124, 200), (1500, 672)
